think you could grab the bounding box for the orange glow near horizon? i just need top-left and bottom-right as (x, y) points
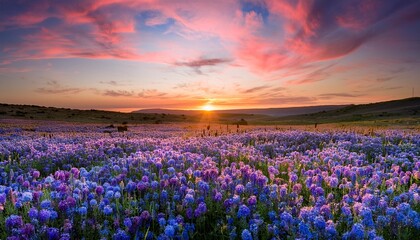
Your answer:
(201, 103), (215, 111)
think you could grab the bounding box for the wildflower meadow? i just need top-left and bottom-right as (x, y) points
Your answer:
(0, 124), (419, 239)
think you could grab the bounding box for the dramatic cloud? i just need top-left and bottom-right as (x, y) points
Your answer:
(1, 0), (419, 110)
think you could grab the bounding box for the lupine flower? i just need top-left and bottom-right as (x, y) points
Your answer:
(165, 225), (175, 237)
(28, 207), (39, 220)
(78, 206), (87, 215)
(5, 215), (23, 229)
(112, 229), (130, 240)
(103, 205), (113, 215)
(237, 205), (251, 218)
(241, 229), (253, 240)
(39, 209), (51, 223)
(22, 192), (33, 202)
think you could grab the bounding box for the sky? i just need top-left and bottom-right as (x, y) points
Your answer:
(0, 0), (419, 112)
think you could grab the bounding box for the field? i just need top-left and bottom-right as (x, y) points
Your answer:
(0, 120), (419, 240)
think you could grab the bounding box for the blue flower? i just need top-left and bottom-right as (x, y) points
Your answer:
(268, 211), (277, 221)
(22, 192), (33, 202)
(241, 229), (253, 240)
(159, 218), (166, 227)
(50, 210), (58, 220)
(314, 216), (326, 230)
(280, 212), (293, 225)
(350, 223), (365, 240)
(103, 205), (113, 215)
(165, 225), (175, 237)
(123, 218), (132, 228)
(326, 225), (337, 238)
(27, 208), (38, 220)
(41, 200), (52, 209)
(90, 199), (98, 206)
(78, 206), (87, 215)
(237, 205), (251, 218)
(298, 222), (312, 239)
(184, 194), (194, 205)
(361, 208), (374, 228)
(39, 209), (51, 223)
(47, 227), (59, 240)
(114, 191), (121, 199)
(112, 229), (130, 240)
(105, 190), (114, 199)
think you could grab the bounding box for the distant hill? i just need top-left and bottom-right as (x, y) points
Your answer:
(277, 97), (420, 124)
(0, 103), (192, 124)
(0, 97), (419, 126)
(134, 105), (347, 117)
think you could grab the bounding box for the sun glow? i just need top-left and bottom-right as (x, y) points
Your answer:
(202, 104), (214, 111)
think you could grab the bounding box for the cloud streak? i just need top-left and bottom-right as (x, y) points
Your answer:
(174, 58), (231, 74)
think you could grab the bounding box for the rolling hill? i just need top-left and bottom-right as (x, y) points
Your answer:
(134, 105), (347, 117)
(0, 97), (419, 126)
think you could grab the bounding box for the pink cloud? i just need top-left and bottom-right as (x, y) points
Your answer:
(1, 0), (419, 82)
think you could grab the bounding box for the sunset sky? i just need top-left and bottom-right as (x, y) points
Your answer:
(0, 0), (419, 112)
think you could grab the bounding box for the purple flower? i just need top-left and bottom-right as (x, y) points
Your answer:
(194, 202), (207, 217)
(289, 173), (298, 183)
(123, 218), (132, 228)
(63, 219), (73, 232)
(214, 192), (222, 202)
(32, 170), (40, 179)
(39, 209), (51, 223)
(0, 193), (6, 204)
(96, 186), (104, 195)
(28, 207), (39, 220)
(22, 223), (35, 236)
(247, 195), (257, 206)
(5, 215), (23, 229)
(60, 233), (71, 240)
(329, 177), (339, 188)
(314, 187), (324, 196)
(140, 210), (151, 223)
(47, 227), (59, 240)
(235, 184), (245, 194)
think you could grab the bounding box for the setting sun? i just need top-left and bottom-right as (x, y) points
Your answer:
(202, 104), (214, 111)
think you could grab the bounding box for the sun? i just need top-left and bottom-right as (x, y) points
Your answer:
(202, 104), (214, 111)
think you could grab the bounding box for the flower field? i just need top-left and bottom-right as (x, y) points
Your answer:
(0, 124), (419, 239)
